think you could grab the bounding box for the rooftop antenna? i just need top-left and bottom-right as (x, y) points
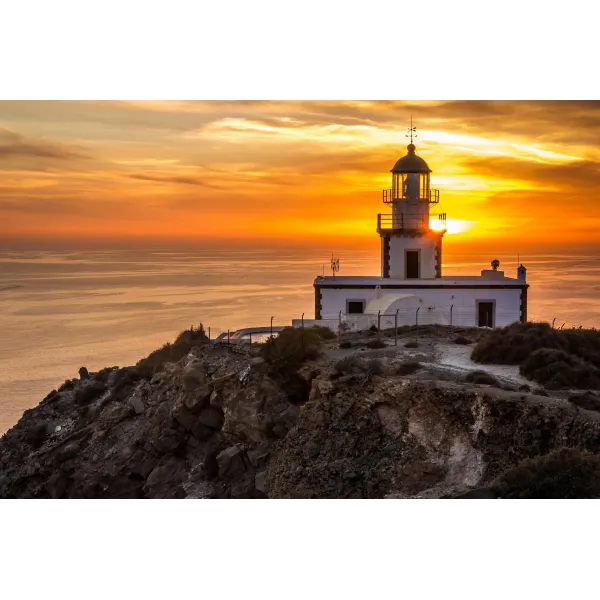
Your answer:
(331, 254), (340, 278)
(406, 115), (417, 145)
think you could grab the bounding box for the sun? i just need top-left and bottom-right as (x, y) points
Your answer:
(430, 218), (472, 235)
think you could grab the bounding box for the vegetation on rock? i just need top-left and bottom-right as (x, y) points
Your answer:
(489, 448), (600, 499)
(472, 322), (600, 390)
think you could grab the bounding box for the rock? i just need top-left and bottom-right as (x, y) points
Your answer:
(46, 470), (70, 499)
(129, 396), (145, 415)
(198, 406), (225, 430)
(440, 488), (502, 504)
(79, 367), (90, 380)
(249, 357), (267, 372)
(255, 471), (267, 494)
(183, 384), (213, 413)
(59, 442), (80, 460)
(217, 446), (248, 480)
(182, 364), (206, 391)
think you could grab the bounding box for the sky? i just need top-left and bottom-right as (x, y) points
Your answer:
(1, 100), (599, 253)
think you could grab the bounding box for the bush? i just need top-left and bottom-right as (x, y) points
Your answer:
(261, 327), (321, 369)
(310, 325), (336, 340)
(137, 324), (208, 378)
(339, 341), (352, 349)
(334, 355), (360, 375)
(364, 358), (384, 379)
(464, 370), (499, 386)
(472, 322), (600, 368)
(490, 448), (600, 499)
(75, 381), (107, 405)
(365, 339), (386, 349)
(453, 336), (472, 345)
(404, 341), (419, 349)
(533, 387), (549, 397)
(568, 392), (600, 412)
(369, 325), (378, 332)
(519, 348), (600, 390)
(396, 361), (422, 376)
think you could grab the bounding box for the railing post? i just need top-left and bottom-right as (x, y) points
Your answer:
(227, 329), (231, 352)
(338, 310), (342, 346)
(450, 304), (453, 328)
(377, 310), (381, 339)
(395, 309), (399, 346)
(301, 312), (304, 350)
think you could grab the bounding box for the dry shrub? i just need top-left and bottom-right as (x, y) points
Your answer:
(464, 370), (499, 386)
(396, 361), (423, 376)
(472, 322), (600, 367)
(137, 324), (208, 378)
(365, 339), (386, 349)
(339, 341), (352, 349)
(490, 448), (600, 499)
(568, 392), (600, 412)
(519, 348), (600, 390)
(404, 341), (419, 349)
(309, 325), (336, 340)
(453, 336), (472, 345)
(334, 355), (361, 375)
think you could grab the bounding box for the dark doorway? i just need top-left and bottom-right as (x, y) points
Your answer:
(406, 251), (420, 279)
(478, 301), (494, 327)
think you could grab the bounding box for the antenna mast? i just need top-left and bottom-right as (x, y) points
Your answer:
(330, 254), (340, 278)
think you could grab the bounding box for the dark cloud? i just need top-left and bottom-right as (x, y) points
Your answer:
(459, 155), (600, 190)
(127, 173), (225, 189)
(0, 127), (89, 161)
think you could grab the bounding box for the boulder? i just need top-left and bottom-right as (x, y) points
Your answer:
(79, 367), (90, 380)
(198, 406), (225, 430)
(182, 364), (207, 391)
(183, 384), (213, 413)
(217, 446), (248, 480)
(129, 396), (145, 415)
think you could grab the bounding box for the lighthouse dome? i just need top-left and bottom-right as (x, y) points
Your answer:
(391, 143), (432, 174)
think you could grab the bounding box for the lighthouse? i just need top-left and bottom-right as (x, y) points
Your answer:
(302, 123), (530, 330)
(378, 131), (446, 280)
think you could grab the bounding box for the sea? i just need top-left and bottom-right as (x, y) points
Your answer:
(1, 245), (599, 434)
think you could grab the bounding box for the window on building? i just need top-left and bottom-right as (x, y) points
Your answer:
(347, 300), (365, 314)
(406, 250), (420, 279)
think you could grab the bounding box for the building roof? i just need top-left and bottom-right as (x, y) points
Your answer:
(314, 275), (525, 287)
(391, 144), (432, 174)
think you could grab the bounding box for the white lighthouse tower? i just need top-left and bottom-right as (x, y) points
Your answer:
(378, 123), (446, 280)
(304, 121), (529, 330)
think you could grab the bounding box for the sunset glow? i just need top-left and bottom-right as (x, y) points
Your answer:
(1, 101), (599, 251)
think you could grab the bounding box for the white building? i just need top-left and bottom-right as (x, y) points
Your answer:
(304, 137), (529, 331)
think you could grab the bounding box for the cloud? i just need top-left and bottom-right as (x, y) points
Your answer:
(0, 127), (89, 161)
(126, 173), (225, 189)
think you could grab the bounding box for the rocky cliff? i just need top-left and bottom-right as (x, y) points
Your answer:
(2, 340), (600, 499)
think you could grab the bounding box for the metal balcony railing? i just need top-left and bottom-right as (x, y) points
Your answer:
(377, 212), (447, 232)
(382, 188), (440, 205)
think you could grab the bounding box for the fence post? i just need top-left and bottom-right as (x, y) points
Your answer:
(394, 309), (399, 346)
(301, 312), (304, 350)
(377, 310), (381, 339)
(208, 327), (211, 342)
(227, 329), (231, 352)
(249, 331), (252, 346)
(415, 307), (420, 343)
(338, 311), (342, 346)
(552, 318), (556, 329)
(450, 304), (453, 328)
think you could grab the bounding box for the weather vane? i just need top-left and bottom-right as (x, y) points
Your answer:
(406, 115), (417, 144)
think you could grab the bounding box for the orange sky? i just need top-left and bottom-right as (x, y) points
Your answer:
(1, 100), (599, 252)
